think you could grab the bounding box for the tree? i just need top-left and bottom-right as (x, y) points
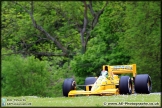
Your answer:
(70, 1), (130, 78)
(2, 1), (81, 59)
(2, 1), (108, 59)
(119, 1), (161, 92)
(78, 1), (108, 54)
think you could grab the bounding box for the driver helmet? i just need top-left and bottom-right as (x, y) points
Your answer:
(100, 70), (108, 77)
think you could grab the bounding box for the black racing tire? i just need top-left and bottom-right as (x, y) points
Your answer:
(135, 74), (152, 94)
(119, 76), (132, 94)
(62, 78), (75, 97)
(84, 77), (97, 91)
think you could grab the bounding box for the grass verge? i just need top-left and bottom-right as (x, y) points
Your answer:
(1, 93), (161, 107)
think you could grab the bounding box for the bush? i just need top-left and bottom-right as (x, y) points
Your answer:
(2, 55), (51, 97)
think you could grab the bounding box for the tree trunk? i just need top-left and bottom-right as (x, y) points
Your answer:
(80, 1), (108, 54)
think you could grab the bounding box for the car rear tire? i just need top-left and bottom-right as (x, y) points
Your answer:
(135, 74), (152, 94)
(119, 76), (132, 94)
(84, 77), (97, 91)
(62, 78), (75, 97)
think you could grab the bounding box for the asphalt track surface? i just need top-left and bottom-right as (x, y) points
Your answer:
(150, 92), (161, 94)
(132, 92), (161, 95)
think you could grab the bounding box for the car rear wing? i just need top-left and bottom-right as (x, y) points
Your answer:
(102, 64), (137, 77)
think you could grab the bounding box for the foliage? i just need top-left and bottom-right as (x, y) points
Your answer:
(1, 48), (74, 97)
(119, 1), (161, 91)
(2, 1), (81, 58)
(70, 2), (130, 78)
(1, 52), (51, 97)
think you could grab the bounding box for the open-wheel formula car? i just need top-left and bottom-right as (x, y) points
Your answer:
(62, 64), (152, 97)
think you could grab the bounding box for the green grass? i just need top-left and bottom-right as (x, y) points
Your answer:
(2, 94), (161, 107)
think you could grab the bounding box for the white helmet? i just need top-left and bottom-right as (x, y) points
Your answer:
(101, 70), (108, 77)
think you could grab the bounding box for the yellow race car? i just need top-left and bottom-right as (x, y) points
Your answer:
(62, 64), (152, 97)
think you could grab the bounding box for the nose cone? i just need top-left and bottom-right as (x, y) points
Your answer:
(91, 76), (107, 92)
